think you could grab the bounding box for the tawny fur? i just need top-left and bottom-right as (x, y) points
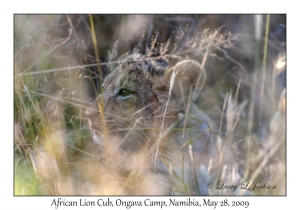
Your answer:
(86, 54), (239, 195)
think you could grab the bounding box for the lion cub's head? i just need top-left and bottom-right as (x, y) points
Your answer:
(86, 54), (207, 149)
(85, 54), (230, 195)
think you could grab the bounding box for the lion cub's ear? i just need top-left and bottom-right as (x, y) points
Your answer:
(154, 60), (206, 107)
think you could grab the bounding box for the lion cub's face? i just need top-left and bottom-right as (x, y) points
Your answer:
(85, 57), (241, 195)
(86, 55), (206, 151)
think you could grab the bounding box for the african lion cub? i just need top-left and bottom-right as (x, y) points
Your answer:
(86, 54), (239, 195)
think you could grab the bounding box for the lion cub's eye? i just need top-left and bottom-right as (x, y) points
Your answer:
(119, 88), (131, 96)
(117, 88), (133, 99)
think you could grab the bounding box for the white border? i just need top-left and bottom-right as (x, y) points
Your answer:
(3, 1), (297, 209)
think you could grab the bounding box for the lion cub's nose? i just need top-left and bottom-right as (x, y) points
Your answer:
(85, 100), (101, 120)
(85, 108), (92, 116)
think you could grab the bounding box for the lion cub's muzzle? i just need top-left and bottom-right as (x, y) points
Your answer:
(85, 99), (128, 136)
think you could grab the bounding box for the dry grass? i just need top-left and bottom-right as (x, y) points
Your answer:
(14, 14), (286, 196)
